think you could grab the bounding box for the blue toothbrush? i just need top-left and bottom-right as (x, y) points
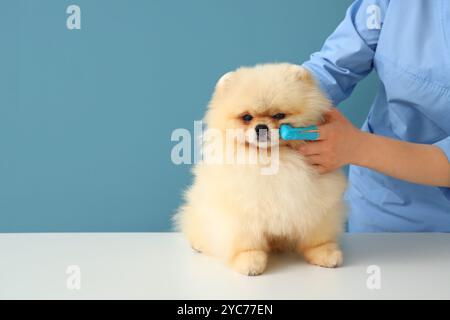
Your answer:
(279, 124), (319, 141)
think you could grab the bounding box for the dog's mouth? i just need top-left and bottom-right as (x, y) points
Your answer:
(246, 126), (280, 148)
(256, 126), (269, 143)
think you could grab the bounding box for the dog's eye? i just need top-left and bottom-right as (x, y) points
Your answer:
(272, 113), (286, 120)
(242, 114), (253, 122)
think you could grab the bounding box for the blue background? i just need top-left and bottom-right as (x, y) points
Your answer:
(0, 0), (377, 232)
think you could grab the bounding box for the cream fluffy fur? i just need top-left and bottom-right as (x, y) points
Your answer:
(174, 63), (347, 276)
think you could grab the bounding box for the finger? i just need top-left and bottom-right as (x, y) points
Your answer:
(312, 164), (329, 174)
(304, 154), (324, 165)
(322, 107), (342, 123)
(315, 124), (332, 141)
(299, 141), (326, 155)
(321, 110), (334, 123)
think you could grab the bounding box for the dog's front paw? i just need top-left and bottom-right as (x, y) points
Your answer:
(303, 242), (343, 268)
(231, 250), (268, 276)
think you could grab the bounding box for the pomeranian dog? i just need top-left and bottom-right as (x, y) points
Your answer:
(174, 63), (347, 276)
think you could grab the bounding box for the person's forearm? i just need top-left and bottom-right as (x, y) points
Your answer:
(352, 132), (450, 187)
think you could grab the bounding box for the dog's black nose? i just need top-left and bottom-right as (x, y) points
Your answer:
(255, 124), (269, 139)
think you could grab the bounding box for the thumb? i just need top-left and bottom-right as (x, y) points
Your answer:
(323, 107), (341, 123)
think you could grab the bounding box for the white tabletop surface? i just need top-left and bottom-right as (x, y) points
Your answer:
(0, 232), (449, 300)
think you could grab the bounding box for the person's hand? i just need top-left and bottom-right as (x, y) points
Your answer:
(299, 108), (365, 174)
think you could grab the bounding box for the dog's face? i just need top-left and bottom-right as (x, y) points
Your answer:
(205, 63), (331, 149)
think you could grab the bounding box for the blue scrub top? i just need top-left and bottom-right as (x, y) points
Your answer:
(303, 0), (450, 232)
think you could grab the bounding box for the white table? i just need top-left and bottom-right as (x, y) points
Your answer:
(0, 232), (449, 300)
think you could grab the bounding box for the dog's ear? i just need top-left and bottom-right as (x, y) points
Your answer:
(215, 71), (234, 91)
(290, 65), (314, 84)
